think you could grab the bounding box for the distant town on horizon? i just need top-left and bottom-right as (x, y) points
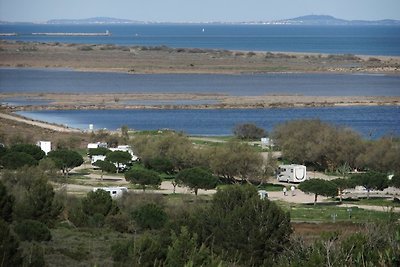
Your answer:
(1, 14), (400, 26)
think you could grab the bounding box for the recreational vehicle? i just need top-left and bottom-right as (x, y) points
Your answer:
(276, 164), (307, 183)
(93, 187), (128, 198)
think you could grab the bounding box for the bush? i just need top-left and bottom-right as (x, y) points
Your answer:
(233, 123), (267, 140)
(133, 203), (167, 230)
(82, 189), (113, 217)
(14, 219), (52, 241)
(0, 219), (22, 266)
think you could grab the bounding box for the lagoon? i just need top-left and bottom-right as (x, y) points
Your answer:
(16, 106), (400, 139)
(1, 68), (400, 96)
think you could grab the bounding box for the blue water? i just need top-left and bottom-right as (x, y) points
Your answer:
(1, 24), (400, 56)
(16, 106), (400, 139)
(1, 68), (399, 96)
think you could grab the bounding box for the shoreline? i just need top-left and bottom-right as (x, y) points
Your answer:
(1, 93), (399, 111)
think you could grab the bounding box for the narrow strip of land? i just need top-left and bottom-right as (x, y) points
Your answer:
(0, 112), (80, 132)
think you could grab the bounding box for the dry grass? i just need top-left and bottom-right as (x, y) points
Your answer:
(1, 40), (399, 74)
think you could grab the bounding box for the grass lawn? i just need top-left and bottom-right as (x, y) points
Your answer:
(341, 197), (400, 207)
(278, 202), (400, 223)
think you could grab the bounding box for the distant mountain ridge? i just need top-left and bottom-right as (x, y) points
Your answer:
(272, 15), (400, 25)
(1, 15), (399, 25)
(46, 17), (142, 24)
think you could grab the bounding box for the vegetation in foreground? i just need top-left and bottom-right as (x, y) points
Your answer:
(1, 119), (400, 266)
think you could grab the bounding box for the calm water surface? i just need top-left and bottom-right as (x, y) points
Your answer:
(16, 106), (400, 139)
(1, 68), (399, 96)
(1, 24), (399, 55)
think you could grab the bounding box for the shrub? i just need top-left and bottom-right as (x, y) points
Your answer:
(132, 203), (167, 230)
(82, 189), (113, 217)
(14, 219), (52, 241)
(233, 123), (267, 140)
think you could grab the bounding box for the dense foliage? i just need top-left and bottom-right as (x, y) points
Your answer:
(272, 119), (400, 173)
(176, 167), (218, 195)
(47, 149), (84, 176)
(125, 167), (162, 191)
(233, 123), (267, 140)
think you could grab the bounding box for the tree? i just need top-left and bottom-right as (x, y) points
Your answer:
(14, 219), (52, 241)
(350, 172), (389, 199)
(165, 226), (221, 267)
(47, 149), (84, 176)
(131, 133), (197, 170)
(1, 152), (37, 169)
(10, 143), (45, 161)
(204, 185), (292, 265)
(125, 167), (161, 191)
(272, 119), (365, 172)
(233, 123), (267, 140)
(146, 157), (174, 174)
(391, 174), (400, 188)
(176, 167), (218, 196)
(0, 219), (23, 267)
(93, 160), (116, 180)
(332, 178), (354, 202)
(0, 180), (14, 222)
(357, 137), (400, 173)
(82, 189), (113, 217)
(209, 141), (263, 182)
(13, 178), (63, 226)
(106, 151), (131, 173)
(132, 203), (167, 230)
(298, 179), (337, 204)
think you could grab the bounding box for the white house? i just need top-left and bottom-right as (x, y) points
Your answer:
(37, 141), (51, 155)
(276, 164), (307, 183)
(93, 187), (128, 198)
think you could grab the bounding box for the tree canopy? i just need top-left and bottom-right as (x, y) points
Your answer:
(125, 167), (161, 191)
(298, 178), (337, 204)
(209, 141), (263, 182)
(47, 149), (84, 176)
(1, 151), (37, 169)
(82, 189), (113, 217)
(10, 144), (45, 161)
(106, 151), (132, 172)
(93, 160), (116, 180)
(350, 172), (389, 199)
(233, 123), (267, 140)
(176, 167), (218, 195)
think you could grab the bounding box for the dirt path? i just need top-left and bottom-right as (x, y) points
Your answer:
(0, 112), (80, 132)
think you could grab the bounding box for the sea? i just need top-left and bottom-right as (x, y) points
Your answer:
(1, 24), (400, 138)
(1, 24), (400, 56)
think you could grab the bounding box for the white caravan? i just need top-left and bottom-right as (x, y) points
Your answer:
(277, 164), (307, 183)
(93, 187), (128, 198)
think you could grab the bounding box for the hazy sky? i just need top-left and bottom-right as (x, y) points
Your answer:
(1, 0), (399, 22)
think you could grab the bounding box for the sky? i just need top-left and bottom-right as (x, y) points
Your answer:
(1, 0), (400, 22)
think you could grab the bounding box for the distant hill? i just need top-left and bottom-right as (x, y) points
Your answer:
(1, 15), (399, 25)
(46, 17), (142, 24)
(272, 15), (400, 26)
